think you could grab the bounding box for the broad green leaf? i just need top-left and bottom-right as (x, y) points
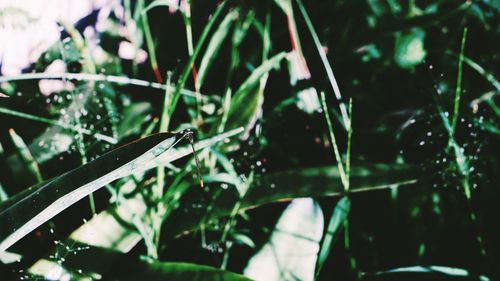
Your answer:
(107, 260), (252, 281)
(244, 198), (324, 281)
(162, 163), (418, 239)
(315, 196), (350, 277)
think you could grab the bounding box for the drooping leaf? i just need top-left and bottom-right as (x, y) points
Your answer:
(244, 198), (324, 281)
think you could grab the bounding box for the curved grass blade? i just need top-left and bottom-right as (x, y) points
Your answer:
(25, 128), (245, 276)
(8, 128), (44, 183)
(0, 131), (192, 253)
(364, 265), (490, 281)
(197, 9), (239, 90)
(0, 73), (205, 99)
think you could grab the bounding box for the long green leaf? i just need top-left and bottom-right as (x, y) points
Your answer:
(108, 260), (252, 281)
(162, 163), (418, 239)
(0, 132), (185, 253)
(0, 125), (240, 254)
(26, 128), (245, 276)
(197, 10), (238, 89)
(315, 196), (351, 277)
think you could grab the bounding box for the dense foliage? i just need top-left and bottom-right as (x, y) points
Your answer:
(0, 0), (499, 280)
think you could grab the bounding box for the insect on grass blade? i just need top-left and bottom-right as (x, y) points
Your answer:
(0, 131), (193, 253)
(183, 130), (204, 188)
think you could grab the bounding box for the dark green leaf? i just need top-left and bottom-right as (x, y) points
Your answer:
(163, 163), (418, 238)
(108, 260), (252, 281)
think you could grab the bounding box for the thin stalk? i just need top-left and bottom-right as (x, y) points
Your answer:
(451, 28), (467, 134)
(151, 73), (174, 251)
(345, 98), (353, 190)
(320, 91), (348, 190)
(0, 73), (207, 100)
(317, 93), (356, 279)
(138, 0), (163, 83)
(295, 0), (350, 129)
(57, 35), (96, 215)
(343, 98), (358, 277)
(167, 1), (228, 120)
(434, 28), (487, 258)
(182, 0), (203, 121)
(0, 107), (116, 144)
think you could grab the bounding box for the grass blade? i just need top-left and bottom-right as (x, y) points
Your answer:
(295, 0), (350, 129)
(315, 196), (351, 278)
(8, 129), (43, 183)
(0, 132), (184, 252)
(197, 9), (238, 90)
(365, 265), (490, 281)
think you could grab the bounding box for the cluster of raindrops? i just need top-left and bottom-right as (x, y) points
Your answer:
(398, 109), (488, 192)
(202, 241), (224, 254)
(49, 240), (90, 264)
(12, 227), (91, 281)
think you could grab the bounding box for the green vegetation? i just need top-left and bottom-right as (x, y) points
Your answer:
(0, 0), (498, 280)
